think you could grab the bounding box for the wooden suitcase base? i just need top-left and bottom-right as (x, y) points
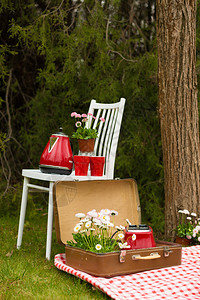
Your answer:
(65, 241), (182, 277)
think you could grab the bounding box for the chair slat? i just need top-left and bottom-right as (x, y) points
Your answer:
(93, 109), (101, 129)
(102, 109), (115, 159)
(106, 109), (118, 168)
(95, 109), (107, 156)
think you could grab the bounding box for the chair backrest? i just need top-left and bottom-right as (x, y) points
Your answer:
(87, 98), (126, 179)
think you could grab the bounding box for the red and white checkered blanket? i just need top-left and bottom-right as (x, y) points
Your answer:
(54, 246), (200, 299)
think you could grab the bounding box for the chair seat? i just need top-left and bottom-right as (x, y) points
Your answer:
(22, 169), (110, 181)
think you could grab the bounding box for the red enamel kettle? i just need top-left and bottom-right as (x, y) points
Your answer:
(39, 128), (73, 175)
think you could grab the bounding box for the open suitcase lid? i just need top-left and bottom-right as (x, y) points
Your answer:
(53, 179), (141, 246)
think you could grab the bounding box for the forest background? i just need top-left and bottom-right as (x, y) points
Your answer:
(1, 0), (200, 237)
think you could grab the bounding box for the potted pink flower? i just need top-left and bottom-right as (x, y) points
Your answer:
(71, 112), (105, 153)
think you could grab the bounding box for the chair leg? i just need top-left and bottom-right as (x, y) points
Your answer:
(46, 181), (54, 260)
(17, 177), (29, 249)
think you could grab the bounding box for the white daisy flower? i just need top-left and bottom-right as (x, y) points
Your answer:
(118, 233), (125, 239)
(95, 244), (102, 251)
(187, 217), (191, 220)
(183, 209), (190, 215)
(191, 212), (197, 217)
(75, 213), (85, 218)
(107, 222), (114, 227)
(74, 224), (81, 232)
(132, 234), (136, 241)
(118, 242), (124, 249)
(115, 226), (121, 230)
(93, 219), (102, 226)
(85, 221), (92, 228)
(111, 210), (118, 216)
(80, 218), (89, 223)
(100, 209), (111, 215)
(75, 222), (83, 227)
(122, 242), (131, 249)
(87, 209), (98, 218)
(101, 215), (110, 223)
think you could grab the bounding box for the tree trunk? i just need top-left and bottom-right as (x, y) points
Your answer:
(156, 0), (200, 239)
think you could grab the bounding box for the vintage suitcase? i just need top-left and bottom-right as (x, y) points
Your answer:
(53, 179), (182, 277)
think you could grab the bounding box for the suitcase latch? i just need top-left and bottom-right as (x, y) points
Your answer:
(163, 246), (173, 257)
(119, 250), (126, 263)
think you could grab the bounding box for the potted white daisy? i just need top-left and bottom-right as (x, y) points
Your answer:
(175, 209), (200, 246)
(67, 208), (130, 253)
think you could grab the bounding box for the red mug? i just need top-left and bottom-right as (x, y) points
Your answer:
(74, 156), (90, 176)
(90, 156), (105, 176)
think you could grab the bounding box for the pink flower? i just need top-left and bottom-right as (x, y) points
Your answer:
(75, 114), (81, 118)
(82, 114), (87, 118)
(198, 237), (200, 242)
(186, 235), (192, 239)
(88, 113), (93, 116)
(75, 121), (82, 127)
(93, 116), (96, 119)
(100, 117), (105, 122)
(71, 112), (77, 117)
(82, 118), (88, 122)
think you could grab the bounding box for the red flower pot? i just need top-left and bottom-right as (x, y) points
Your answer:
(74, 156), (90, 176)
(90, 156), (105, 176)
(77, 139), (95, 153)
(175, 236), (191, 246)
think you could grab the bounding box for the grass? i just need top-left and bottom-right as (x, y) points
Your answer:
(0, 207), (110, 300)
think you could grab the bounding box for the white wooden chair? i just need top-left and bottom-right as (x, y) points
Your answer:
(17, 98), (126, 260)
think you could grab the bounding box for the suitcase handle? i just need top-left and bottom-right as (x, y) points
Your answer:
(132, 252), (161, 260)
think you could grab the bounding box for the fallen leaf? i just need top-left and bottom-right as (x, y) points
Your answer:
(6, 250), (13, 257)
